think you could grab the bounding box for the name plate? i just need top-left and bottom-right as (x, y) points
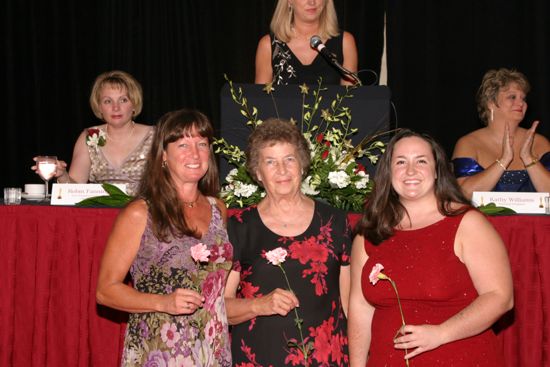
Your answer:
(472, 191), (550, 214)
(50, 183), (127, 206)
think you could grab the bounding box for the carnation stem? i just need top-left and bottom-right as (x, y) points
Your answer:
(389, 278), (410, 367)
(278, 264), (309, 367)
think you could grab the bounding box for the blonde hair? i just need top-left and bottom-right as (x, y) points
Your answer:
(477, 68), (530, 124)
(89, 70), (143, 120)
(270, 0), (339, 42)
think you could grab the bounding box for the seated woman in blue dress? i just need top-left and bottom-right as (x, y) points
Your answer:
(452, 68), (550, 199)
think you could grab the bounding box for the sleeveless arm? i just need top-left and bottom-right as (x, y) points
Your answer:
(452, 135), (505, 199)
(255, 34), (273, 84)
(63, 130), (93, 183)
(348, 234), (375, 366)
(341, 31), (358, 85)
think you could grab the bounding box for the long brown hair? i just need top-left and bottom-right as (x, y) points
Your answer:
(355, 129), (471, 244)
(138, 108), (220, 241)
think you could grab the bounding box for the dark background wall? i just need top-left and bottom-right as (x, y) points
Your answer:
(2, 0), (548, 190)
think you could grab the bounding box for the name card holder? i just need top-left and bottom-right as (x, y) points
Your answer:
(472, 191), (550, 214)
(50, 183), (127, 206)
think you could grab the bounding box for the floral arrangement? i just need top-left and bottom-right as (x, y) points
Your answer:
(265, 247), (313, 367)
(214, 76), (387, 212)
(369, 263), (409, 367)
(86, 128), (106, 147)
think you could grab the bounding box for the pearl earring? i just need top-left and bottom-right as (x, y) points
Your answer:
(490, 109), (494, 122)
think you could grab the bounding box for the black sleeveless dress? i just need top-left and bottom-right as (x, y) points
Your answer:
(270, 33), (344, 85)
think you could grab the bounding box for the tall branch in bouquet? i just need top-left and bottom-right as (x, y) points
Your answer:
(215, 77), (387, 212)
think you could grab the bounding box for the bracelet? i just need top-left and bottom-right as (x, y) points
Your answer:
(495, 159), (507, 170)
(524, 158), (539, 168)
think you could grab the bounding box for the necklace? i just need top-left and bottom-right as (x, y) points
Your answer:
(106, 121), (135, 142)
(182, 195), (201, 208)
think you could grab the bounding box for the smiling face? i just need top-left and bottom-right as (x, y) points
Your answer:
(256, 141), (303, 198)
(98, 84), (134, 126)
(289, 0), (325, 23)
(491, 82), (527, 124)
(390, 136), (437, 202)
(162, 128), (210, 186)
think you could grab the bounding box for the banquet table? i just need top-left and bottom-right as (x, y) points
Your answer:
(0, 204), (549, 366)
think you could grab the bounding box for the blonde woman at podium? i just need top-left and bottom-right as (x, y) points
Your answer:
(452, 68), (550, 199)
(255, 0), (358, 86)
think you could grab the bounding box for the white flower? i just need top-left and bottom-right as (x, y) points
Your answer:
(233, 182), (258, 198)
(85, 129), (106, 148)
(265, 247), (288, 265)
(225, 168), (238, 183)
(301, 176), (320, 195)
(355, 171), (369, 189)
(328, 171), (351, 189)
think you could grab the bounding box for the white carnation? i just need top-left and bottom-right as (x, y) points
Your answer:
(328, 171), (350, 189)
(233, 182), (258, 198)
(301, 176), (320, 195)
(354, 171), (369, 189)
(225, 168), (238, 183)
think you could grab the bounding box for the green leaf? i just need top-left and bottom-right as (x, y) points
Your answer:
(477, 203), (516, 215)
(75, 183), (133, 207)
(101, 183), (128, 196)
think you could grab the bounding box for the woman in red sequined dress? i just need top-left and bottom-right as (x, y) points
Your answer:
(348, 129), (513, 366)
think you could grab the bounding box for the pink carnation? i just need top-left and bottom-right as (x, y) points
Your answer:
(265, 247), (288, 266)
(369, 263), (386, 285)
(190, 243), (211, 263)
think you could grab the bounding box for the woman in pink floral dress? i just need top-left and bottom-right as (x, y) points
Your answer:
(96, 109), (232, 366)
(225, 118), (351, 366)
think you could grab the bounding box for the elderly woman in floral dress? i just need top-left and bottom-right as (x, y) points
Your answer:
(225, 118), (351, 366)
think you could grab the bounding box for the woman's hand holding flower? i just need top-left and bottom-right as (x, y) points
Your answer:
(393, 323), (445, 360)
(252, 288), (300, 317)
(161, 288), (204, 315)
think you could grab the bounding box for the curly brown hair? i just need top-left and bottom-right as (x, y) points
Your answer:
(477, 68), (530, 124)
(246, 118), (310, 185)
(138, 108), (220, 242)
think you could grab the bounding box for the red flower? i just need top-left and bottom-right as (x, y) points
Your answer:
(355, 163), (366, 173)
(289, 238), (329, 264)
(88, 128), (100, 136)
(315, 133), (324, 143)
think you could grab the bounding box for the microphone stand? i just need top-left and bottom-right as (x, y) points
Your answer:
(324, 52), (362, 86)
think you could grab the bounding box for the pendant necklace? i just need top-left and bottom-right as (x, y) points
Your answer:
(182, 195), (201, 208)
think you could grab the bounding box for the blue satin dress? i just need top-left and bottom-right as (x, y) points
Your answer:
(452, 152), (550, 192)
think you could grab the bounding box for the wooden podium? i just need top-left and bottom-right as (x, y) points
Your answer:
(218, 83), (391, 179)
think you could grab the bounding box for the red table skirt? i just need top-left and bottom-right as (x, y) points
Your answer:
(0, 205), (548, 366)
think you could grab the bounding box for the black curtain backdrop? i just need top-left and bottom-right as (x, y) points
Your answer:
(2, 0), (547, 190)
(387, 0), (550, 155)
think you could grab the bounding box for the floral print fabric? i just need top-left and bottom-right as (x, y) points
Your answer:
(228, 201), (351, 366)
(121, 197), (233, 366)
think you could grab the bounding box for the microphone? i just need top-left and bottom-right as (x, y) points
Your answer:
(310, 35), (362, 85)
